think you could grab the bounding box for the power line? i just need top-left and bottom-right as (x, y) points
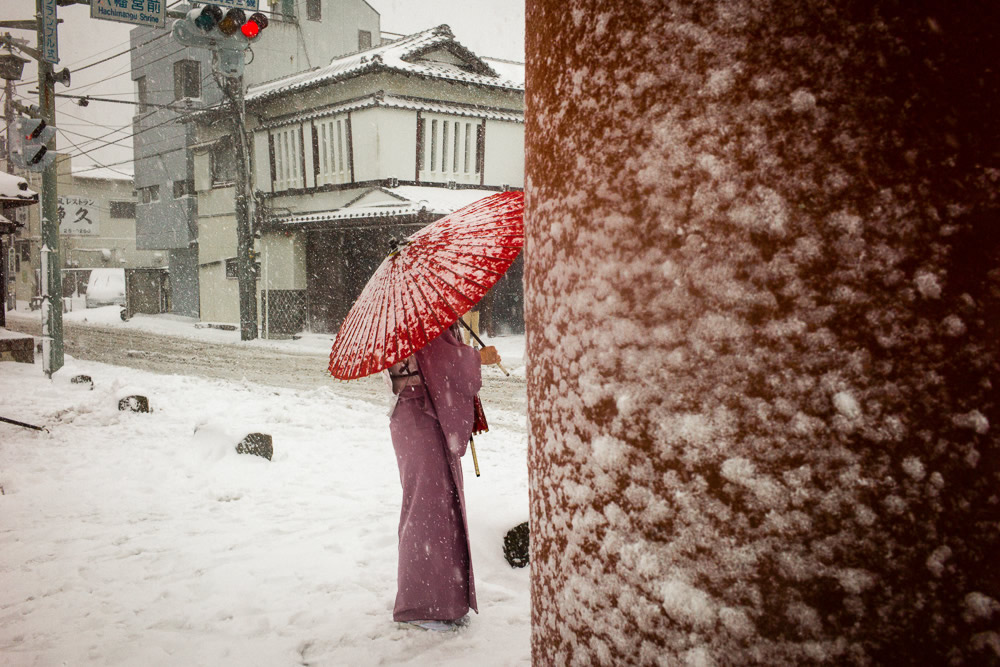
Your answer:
(56, 128), (133, 178)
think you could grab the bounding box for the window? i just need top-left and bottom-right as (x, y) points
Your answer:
(173, 179), (195, 198)
(135, 76), (148, 114)
(358, 30), (372, 50)
(314, 115), (351, 186)
(211, 138), (238, 185)
(280, 0), (295, 19)
(109, 201), (136, 218)
(306, 0), (321, 21)
(173, 60), (200, 100)
(419, 114), (482, 183)
(139, 185), (160, 203)
(270, 125), (303, 190)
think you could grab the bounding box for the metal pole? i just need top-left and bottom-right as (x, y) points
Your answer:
(36, 0), (62, 375)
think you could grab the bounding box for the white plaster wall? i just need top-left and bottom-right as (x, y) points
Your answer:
(483, 121), (524, 188)
(374, 108), (417, 182)
(350, 107), (380, 183)
(253, 133), (272, 193)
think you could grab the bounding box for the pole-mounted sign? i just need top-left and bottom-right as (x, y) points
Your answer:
(40, 0), (59, 63)
(90, 0), (167, 29)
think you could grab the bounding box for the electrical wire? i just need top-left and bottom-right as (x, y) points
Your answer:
(56, 128), (133, 178)
(62, 73), (222, 169)
(14, 0), (187, 87)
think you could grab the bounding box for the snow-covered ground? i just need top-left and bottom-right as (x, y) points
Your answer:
(0, 314), (529, 666)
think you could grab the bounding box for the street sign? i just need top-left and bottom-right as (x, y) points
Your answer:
(58, 196), (101, 236)
(90, 0), (167, 29)
(41, 0), (58, 63)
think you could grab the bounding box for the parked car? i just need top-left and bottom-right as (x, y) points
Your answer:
(85, 268), (126, 308)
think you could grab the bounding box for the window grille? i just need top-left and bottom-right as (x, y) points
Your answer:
(418, 113), (482, 184)
(271, 125), (303, 190)
(314, 115), (351, 186)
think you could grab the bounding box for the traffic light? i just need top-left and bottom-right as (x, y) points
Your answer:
(10, 117), (56, 171)
(172, 4), (270, 77)
(241, 13), (268, 40)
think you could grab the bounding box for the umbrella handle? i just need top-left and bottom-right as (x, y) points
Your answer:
(457, 318), (510, 377)
(469, 436), (481, 477)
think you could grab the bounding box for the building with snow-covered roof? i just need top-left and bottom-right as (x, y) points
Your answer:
(130, 0), (383, 318)
(192, 24), (524, 336)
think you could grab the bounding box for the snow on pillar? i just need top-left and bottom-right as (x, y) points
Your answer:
(525, 1), (999, 664)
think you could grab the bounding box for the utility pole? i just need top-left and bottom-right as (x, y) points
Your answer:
(2, 78), (13, 328)
(223, 74), (257, 340)
(36, 0), (63, 375)
(173, 5), (268, 341)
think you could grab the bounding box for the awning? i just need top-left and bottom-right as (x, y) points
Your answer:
(0, 171), (38, 208)
(269, 186), (511, 229)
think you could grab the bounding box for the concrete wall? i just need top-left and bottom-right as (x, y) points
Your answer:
(243, 0), (382, 88)
(198, 261), (239, 324)
(259, 232), (306, 291)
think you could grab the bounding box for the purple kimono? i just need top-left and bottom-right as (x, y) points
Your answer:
(388, 326), (481, 622)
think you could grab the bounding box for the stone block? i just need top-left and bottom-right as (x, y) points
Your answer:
(0, 334), (34, 364)
(118, 395), (150, 413)
(503, 521), (530, 568)
(236, 432), (273, 461)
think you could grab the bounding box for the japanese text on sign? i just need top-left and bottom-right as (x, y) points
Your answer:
(41, 0), (59, 63)
(58, 196), (101, 236)
(90, 0), (166, 29)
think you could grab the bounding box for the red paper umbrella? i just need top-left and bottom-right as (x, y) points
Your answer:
(328, 190), (524, 380)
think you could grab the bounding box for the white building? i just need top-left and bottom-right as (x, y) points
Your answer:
(131, 0), (382, 317)
(193, 25), (525, 336)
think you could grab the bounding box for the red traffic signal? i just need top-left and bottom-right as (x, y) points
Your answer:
(241, 12), (268, 40)
(25, 119), (48, 141)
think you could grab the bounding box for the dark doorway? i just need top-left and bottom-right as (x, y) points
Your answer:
(305, 221), (423, 333)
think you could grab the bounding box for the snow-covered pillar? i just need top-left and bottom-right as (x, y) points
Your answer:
(524, 2), (999, 664)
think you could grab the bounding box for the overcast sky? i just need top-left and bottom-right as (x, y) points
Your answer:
(3, 0), (525, 177)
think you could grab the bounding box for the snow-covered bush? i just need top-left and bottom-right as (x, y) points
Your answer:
(525, 1), (999, 664)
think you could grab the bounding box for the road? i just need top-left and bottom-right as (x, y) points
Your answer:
(5, 318), (527, 424)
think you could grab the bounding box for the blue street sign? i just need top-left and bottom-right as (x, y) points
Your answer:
(41, 0), (58, 63)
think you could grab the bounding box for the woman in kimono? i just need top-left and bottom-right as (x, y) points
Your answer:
(386, 322), (500, 631)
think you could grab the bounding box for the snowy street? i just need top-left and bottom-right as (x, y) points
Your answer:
(0, 309), (530, 666)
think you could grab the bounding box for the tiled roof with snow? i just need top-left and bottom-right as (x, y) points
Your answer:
(247, 25), (524, 103)
(0, 171), (38, 204)
(271, 186), (505, 227)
